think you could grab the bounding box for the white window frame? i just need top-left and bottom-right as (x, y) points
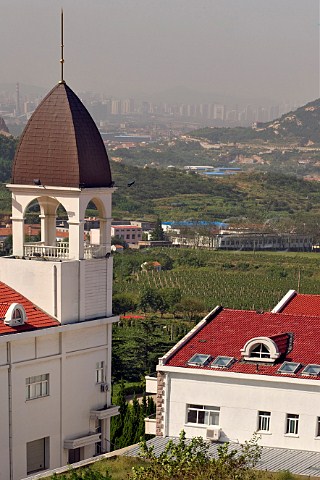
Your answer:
(26, 374), (49, 400)
(96, 361), (104, 384)
(286, 414), (299, 435)
(241, 337), (280, 363)
(258, 411), (271, 432)
(186, 404), (220, 426)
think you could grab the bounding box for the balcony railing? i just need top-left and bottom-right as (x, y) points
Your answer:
(24, 243), (110, 260)
(24, 243), (70, 259)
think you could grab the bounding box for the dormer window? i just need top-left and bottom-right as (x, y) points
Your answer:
(4, 303), (27, 326)
(241, 337), (280, 363)
(250, 344), (270, 359)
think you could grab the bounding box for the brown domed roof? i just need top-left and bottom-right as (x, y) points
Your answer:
(12, 82), (112, 188)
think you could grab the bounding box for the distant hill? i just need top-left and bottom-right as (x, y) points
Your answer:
(111, 162), (320, 238)
(191, 98), (320, 145)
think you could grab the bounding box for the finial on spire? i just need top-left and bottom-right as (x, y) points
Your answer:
(59, 8), (65, 84)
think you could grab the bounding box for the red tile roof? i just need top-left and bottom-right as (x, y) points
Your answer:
(280, 293), (320, 316)
(0, 282), (59, 336)
(165, 308), (320, 379)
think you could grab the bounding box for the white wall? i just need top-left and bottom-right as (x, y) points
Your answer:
(162, 369), (320, 452)
(0, 257), (113, 324)
(0, 316), (117, 480)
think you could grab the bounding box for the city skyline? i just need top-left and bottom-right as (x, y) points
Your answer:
(1, 0), (319, 106)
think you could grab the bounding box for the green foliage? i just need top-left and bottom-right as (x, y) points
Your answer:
(111, 236), (128, 248)
(112, 317), (182, 382)
(111, 381), (156, 450)
(111, 162), (320, 235)
(0, 135), (18, 183)
(114, 248), (320, 312)
(139, 287), (164, 313)
(276, 472), (295, 480)
(150, 218), (165, 241)
(113, 293), (137, 315)
(131, 430), (262, 480)
(52, 468), (112, 479)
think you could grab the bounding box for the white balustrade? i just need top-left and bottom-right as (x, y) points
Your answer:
(24, 243), (110, 260)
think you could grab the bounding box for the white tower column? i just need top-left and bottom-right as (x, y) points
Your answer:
(11, 217), (25, 257)
(39, 214), (57, 245)
(68, 221), (84, 260)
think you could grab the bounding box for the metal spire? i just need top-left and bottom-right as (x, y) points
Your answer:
(59, 9), (65, 84)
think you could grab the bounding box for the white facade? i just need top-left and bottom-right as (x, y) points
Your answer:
(0, 178), (119, 478)
(0, 318), (117, 480)
(148, 297), (320, 453)
(156, 366), (320, 451)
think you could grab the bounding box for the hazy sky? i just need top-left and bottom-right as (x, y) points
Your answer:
(1, 0), (319, 104)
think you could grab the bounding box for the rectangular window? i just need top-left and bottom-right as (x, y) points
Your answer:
(286, 414), (299, 435)
(96, 361), (104, 384)
(316, 417), (320, 437)
(186, 404), (220, 426)
(258, 411), (271, 432)
(26, 374), (49, 400)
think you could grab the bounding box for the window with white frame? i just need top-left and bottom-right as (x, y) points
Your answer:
(258, 411), (271, 432)
(96, 361), (104, 384)
(26, 374), (49, 400)
(186, 404), (220, 426)
(316, 417), (320, 437)
(250, 343), (270, 359)
(286, 414), (299, 435)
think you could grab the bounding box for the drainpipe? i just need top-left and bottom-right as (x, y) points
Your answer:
(8, 341), (13, 480)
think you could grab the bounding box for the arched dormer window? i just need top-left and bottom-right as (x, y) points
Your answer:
(250, 343), (270, 359)
(4, 303), (27, 326)
(241, 337), (280, 363)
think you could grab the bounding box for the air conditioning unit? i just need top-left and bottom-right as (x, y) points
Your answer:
(206, 427), (221, 441)
(100, 383), (109, 392)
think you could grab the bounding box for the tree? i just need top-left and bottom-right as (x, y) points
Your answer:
(113, 293), (137, 315)
(131, 430), (262, 480)
(139, 287), (163, 313)
(150, 218), (165, 241)
(111, 235), (128, 248)
(160, 287), (182, 316)
(176, 297), (206, 321)
(110, 380), (127, 450)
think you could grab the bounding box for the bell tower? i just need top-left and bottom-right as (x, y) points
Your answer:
(2, 81), (115, 324)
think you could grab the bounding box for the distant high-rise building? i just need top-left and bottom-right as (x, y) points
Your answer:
(15, 82), (20, 116)
(111, 99), (121, 115)
(213, 104), (225, 121)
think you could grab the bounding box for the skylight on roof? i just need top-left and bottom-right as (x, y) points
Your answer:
(302, 364), (320, 376)
(211, 356), (235, 369)
(278, 362), (301, 375)
(187, 354), (212, 367)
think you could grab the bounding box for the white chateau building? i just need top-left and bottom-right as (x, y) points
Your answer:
(0, 80), (118, 479)
(146, 290), (320, 453)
